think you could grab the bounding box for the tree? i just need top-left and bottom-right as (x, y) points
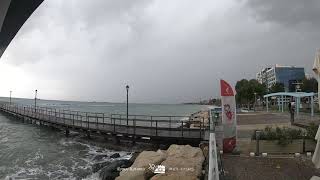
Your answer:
(270, 83), (285, 93)
(235, 79), (267, 107)
(236, 79), (250, 105)
(301, 77), (318, 92)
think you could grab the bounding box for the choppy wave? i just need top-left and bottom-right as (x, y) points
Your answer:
(0, 137), (8, 143)
(3, 137), (131, 180)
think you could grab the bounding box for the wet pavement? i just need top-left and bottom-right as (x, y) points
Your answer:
(222, 156), (320, 180)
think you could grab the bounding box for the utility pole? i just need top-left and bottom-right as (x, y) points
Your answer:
(254, 92), (257, 111)
(35, 89), (38, 113)
(9, 90), (12, 105)
(126, 85), (129, 126)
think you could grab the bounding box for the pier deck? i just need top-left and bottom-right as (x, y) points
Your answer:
(0, 103), (208, 145)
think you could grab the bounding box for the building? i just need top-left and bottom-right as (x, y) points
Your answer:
(256, 67), (271, 84)
(256, 65), (305, 92)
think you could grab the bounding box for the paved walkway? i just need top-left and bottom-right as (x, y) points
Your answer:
(222, 156), (320, 180)
(236, 112), (309, 138)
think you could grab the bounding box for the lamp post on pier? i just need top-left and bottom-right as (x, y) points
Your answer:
(126, 85), (129, 126)
(254, 92), (257, 111)
(34, 89), (38, 112)
(9, 91), (12, 105)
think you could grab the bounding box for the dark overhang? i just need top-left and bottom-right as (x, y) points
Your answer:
(0, 0), (44, 58)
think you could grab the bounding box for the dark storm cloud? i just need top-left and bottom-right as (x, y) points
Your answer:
(245, 0), (320, 27)
(0, 0), (318, 103)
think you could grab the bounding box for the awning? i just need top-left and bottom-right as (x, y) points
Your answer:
(263, 92), (315, 98)
(0, 0), (44, 58)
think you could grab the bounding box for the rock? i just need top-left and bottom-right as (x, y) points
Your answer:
(116, 150), (166, 180)
(99, 160), (132, 180)
(311, 176), (320, 180)
(129, 152), (140, 163)
(131, 150), (166, 168)
(92, 161), (111, 173)
(160, 144), (204, 177)
(115, 171), (145, 180)
(202, 146), (209, 159)
(110, 153), (120, 159)
(93, 154), (109, 161)
(159, 144), (169, 150)
(199, 143), (209, 159)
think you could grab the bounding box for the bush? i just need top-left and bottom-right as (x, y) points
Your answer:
(252, 126), (304, 146)
(306, 123), (318, 141)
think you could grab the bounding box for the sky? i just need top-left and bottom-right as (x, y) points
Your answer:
(0, 0), (319, 103)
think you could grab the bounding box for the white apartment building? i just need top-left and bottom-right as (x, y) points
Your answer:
(256, 65), (305, 91)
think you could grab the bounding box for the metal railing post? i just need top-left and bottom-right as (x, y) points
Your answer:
(102, 113), (105, 129)
(96, 113), (98, 129)
(55, 109), (57, 123)
(59, 109), (61, 123)
(63, 110), (65, 125)
(112, 114), (116, 133)
(200, 118), (202, 139)
(76, 112), (79, 127)
(86, 112), (89, 130)
(134, 116), (136, 136)
(181, 121), (184, 137)
(80, 114), (83, 128)
(156, 119), (158, 137)
(202, 117), (205, 139)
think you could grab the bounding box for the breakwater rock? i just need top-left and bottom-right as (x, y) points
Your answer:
(116, 150), (166, 180)
(116, 144), (205, 180)
(91, 152), (139, 180)
(99, 159), (132, 180)
(190, 111), (209, 128)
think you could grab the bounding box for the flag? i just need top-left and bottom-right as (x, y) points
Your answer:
(220, 79), (237, 153)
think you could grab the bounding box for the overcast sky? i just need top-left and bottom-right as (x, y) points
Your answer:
(0, 0), (318, 103)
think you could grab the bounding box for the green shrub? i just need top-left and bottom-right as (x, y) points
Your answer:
(306, 123), (318, 141)
(252, 126), (304, 146)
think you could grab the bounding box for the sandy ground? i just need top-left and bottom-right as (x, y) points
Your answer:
(222, 156), (320, 180)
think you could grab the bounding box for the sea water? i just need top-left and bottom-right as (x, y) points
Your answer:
(0, 98), (208, 179)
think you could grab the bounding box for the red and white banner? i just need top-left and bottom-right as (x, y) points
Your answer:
(220, 79), (237, 153)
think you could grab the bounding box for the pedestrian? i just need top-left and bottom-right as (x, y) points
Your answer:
(289, 101), (295, 124)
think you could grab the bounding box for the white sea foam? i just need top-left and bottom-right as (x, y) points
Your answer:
(180, 117), (189, 122)
(4, 135), (130, 179)
(83, 172), (101, 180)
(0, 137), (8, 143)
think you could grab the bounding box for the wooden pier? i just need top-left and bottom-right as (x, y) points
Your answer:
(0, 103), (209, 145)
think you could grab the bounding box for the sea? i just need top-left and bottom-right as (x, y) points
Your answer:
(0, 97), (209, 179)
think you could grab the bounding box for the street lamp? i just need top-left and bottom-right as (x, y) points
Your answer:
(9, 91), (12, 105)
(126, 85), (129, 126)
(35, 89), (38, 112)
(254, 92), (257, 111)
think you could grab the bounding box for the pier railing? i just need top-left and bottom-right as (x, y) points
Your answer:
(0, 103), (208, 140)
